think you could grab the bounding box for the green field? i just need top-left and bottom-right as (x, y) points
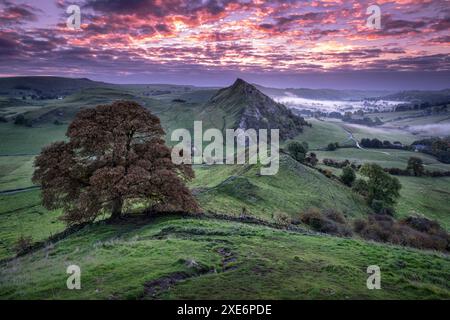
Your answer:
(0, 156), (35, 191)
(340, 122), (419, 145)
(289, 118), (350, 149)
(315, 148), (450, 171)
(0, 123), (67, 155)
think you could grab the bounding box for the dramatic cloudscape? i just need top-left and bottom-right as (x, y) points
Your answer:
(0, 0), (449, 89)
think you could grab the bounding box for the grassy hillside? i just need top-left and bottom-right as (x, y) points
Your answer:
(396, 176), (450, 230)
(193, 155), (370, 219)
(0, 216), (448, 299)
(0, 190), (63, 260)
(315, 141), (450, 230)
(289, 118), (351, 149)
(314, 164), (450, 230)
(0, 156), (35, 191)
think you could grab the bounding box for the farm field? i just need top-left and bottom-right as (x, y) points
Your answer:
(315, 148), (450, 171)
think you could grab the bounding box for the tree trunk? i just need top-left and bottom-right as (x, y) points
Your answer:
(110, 198), (123, 220)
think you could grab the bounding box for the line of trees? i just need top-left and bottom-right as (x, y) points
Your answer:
(384, 156), (450, 177)
(360, 138), (405, 149)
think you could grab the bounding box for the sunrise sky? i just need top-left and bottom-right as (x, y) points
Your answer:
(0, 0), (449, 89)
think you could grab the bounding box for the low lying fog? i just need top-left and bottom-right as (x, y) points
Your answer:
(274, 94), (405, 114)
(407, 124), (450, 136)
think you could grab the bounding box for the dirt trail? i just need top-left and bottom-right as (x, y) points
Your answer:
(342, 127), (391, 156)
(142, 247), (238, 299)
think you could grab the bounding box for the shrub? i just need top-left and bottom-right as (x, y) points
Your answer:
(322, 208), (347, 224)
(306, 152), (318, 166)
(300, 208), (352, 236)
(0, 116), (7, 123)
(14, 114), (32, 127)
(354, 214), (449, 252)
(318, 168), (334, 178)
(370, 199), (385, 214)
(274, 211), (291, 226)
(340, 166), (356, 186)
(287, 141), (308, 162)
(353, 219), (367, 233)
(14, 235), (33, 254)
(327, 143), (337, 151)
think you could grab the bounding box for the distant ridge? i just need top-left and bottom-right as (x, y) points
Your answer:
(0, 76), (113, 98)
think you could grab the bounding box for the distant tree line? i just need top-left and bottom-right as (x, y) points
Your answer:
(360, 138), (406, 149)
(322, 158), (360, 170)
(395, 101), (450, 112)
(342, 112), (383, 127)
(384, 156), (450, 177)
(358, 137), (450, 164)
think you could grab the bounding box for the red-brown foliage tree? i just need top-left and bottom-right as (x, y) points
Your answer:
(33, 101), (199, 225)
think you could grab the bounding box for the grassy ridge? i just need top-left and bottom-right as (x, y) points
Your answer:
(0, 216), (448, 299)
(194, 155), (370, 219)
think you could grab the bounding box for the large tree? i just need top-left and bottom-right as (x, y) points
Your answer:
(33, 101), (199, 225)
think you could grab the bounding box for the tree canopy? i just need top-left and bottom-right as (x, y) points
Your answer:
(33, 101), (199, 225)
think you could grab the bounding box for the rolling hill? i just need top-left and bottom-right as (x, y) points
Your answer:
(193, 154), (370, 220)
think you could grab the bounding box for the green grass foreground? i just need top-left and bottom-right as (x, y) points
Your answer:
(0, 215), (448, 300)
